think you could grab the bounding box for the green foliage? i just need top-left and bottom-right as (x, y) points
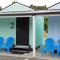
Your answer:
(30, 4), (48, 10)
(44, 16), (48, 33)
(0, 6), (2, 11)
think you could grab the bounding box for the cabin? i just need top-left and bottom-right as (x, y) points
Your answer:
(0, 2), (60, 59)
(0, 2), (44, 51)
(48, 2), (60, 45)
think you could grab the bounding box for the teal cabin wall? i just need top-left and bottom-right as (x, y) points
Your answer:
(29, 17), (33, 48)
(29, 16), (44, 48)
(36, 16), (44, 47)
(0, 16), (44, 48)
(0, 18), (16, 43)
(48, 16), (60, 45)
(0, 17), (33, 48)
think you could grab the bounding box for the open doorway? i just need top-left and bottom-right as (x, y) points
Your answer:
(16, 17), (29, 47)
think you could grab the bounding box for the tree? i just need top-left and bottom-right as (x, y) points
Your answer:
(30, 4), (48, 10)
(0, 6), (2, 11)
(44, 16), (48, 33)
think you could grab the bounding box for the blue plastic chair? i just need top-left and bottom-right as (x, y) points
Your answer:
(4, 37), (14, 53)
(0, 37), (4, 50)
(57, 40), (60, 57)
(40, 38), (54, 57)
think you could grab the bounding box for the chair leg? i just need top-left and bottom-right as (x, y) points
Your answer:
(0, 49), (2, 52)
(6, 49), (10, 53)
(41, 49), (46, 56)
(42, 51), (45, 56)
(52, 51), (54, 57)
(57, 51), (59, 57)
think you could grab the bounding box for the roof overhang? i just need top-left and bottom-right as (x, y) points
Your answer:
(0, 10), (60, 17)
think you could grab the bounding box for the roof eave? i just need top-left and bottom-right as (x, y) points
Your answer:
(0, 10), (60, 16)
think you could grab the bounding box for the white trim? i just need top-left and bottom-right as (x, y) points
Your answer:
(15, 16), (31, 48)
(33, 16), (36, 57)
(15, 45), (29, 48)
(0, 15), (32, 18)
(0, 10), (59, 14)
(0, 15), (60, 18)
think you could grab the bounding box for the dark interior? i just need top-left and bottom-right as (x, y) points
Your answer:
(16, 17), (29, 46)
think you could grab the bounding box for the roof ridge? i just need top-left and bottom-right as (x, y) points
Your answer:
(14, 2), (34, 10)
(1, 2), (34, 11)
(48, 2), (60, 9)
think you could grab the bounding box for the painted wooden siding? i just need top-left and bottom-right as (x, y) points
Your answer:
(0, 17), (33, 48)
(29, 16), (44, 48)
(36, 16), (44, 46)
(29, 17), (33, 48)
(48, 16), (60, 45)
(0, 18), (16, 43)
(0, 16), (44, 48)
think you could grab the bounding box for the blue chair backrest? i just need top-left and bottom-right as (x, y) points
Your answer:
(6, 37), (14, 48)
(0, 37), (4, 47)
(46, 38), (54, 49)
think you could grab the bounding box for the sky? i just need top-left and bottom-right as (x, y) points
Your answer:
(0, 0), (60, 8)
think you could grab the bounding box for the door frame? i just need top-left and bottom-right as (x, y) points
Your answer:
(16, 17), (29, 48)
